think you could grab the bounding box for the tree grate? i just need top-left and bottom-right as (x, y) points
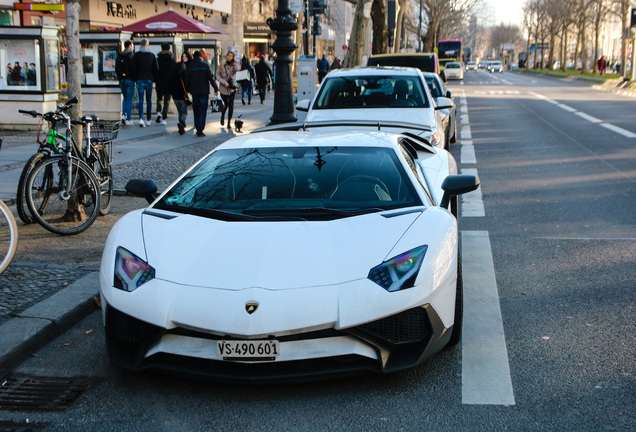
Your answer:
(0, 421), (47, 432)
(0, 376), (95, 411)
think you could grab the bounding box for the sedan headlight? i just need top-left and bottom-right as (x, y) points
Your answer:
(368, 246), (427, 292)
(114, 246), (155, 292)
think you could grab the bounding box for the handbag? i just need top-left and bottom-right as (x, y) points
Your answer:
(181, 79), (192, 105)
(227, 77), (238, 90)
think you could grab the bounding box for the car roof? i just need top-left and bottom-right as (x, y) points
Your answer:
(369, 53), (437, 58)
(325, 66), (423, 77)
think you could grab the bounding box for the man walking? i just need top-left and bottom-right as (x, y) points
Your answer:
(185, 51), (219, 137)
(116, 40), (135, 125)
(330, 56), (342, 70)
(132, 38), (158, 127)
(317, 54), (330, 83)
(254, 55), (273, 104)
(155, 43), (176, 125)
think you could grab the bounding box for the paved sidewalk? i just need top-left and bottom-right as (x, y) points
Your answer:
(0, 93), (301, 376)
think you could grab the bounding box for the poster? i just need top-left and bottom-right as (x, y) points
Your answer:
(103, 51), (116, 72)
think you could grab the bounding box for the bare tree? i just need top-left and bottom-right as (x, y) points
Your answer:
(420, 0), (476, 52)
(344, 0), (373, 67)
(371, 0), (388, 54)
(591, 0), (611, 73)
(610, 0), (633, 77)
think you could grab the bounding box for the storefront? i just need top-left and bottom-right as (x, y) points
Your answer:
(244, 22), (273, 60)
(0, 26), (61, 129)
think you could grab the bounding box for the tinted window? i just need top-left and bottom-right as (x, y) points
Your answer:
(424, 77), (443, 98)
(155, 146), (422, 220)
(314, 75), (429, 109)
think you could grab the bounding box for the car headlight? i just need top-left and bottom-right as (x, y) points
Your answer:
(114, 246), (155, 292)
(368, 246), (427, 292)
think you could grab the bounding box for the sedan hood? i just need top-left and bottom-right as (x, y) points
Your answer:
(307, 108), (436, 130)
(141, 210), (422, 290)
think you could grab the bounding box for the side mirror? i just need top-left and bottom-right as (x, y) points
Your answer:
(435, 97), (453, 111)
(439, 175), (480, 209)
(296, 99), (310, 112)
(446, 89), (452, 99)
(126, 179), (158, 204)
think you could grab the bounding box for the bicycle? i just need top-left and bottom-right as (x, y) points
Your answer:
(0, 141), (19, 275)
(23, 103), (101, 236)
(83, 117), (118, 216)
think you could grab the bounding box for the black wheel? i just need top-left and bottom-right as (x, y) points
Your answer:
(16, 152), (47, 224)
(25, 156), (100, 235)
(447, 253), (463, 347)
(93, 144), (113, 215)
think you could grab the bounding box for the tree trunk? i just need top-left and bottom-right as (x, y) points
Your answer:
(344, 0), (372, 67)
(371, 0), (387, 55)
(561, 28), (567, 72)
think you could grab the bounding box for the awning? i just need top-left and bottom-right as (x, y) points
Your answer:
(119, 9), (225, 34)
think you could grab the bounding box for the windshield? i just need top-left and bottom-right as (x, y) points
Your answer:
(424, 76), (443, 98)
(154, 146), (423, 221)
(314, 75), (429, 109)
(446, 63), (461, 69)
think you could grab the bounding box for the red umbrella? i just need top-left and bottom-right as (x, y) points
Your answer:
(119, 9), (225, 34)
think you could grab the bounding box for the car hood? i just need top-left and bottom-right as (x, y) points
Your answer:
(306, 107), (437, 130)
(141, 210), (423, 290)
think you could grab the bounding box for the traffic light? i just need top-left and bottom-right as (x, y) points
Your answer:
(308, 0), (327, 16)
(312, 15), (322, 35)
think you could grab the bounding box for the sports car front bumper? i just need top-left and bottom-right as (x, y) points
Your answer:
(104, 303), (452, 382)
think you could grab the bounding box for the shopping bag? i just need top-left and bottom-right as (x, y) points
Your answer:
(210, 96), (224, 113)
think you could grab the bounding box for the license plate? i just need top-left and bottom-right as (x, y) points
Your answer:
(217, 340), (280, 361)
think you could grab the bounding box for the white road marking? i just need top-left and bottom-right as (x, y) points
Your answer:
(460, 114), (470, 125)
(599, 123), (636, 138)
(557, 103), (577, 113)
(462, 231), (516, 406)
(575, 112), (602, 123)
(460, 126), (472, 140)
(460, 168), (484, 217)
(461, 143), (476, 164)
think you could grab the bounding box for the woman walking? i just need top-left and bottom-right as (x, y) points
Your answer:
(239, 56), (255, 105)
(171, 51), (192, 135)
(216, 50), (241, 129)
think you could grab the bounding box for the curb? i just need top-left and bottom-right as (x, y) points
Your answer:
(0, 272), (99, 377)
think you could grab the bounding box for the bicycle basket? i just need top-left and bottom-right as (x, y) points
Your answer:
(91, 121), (120, 141)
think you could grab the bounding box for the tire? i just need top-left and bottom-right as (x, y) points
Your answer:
(0, 200), (19, 275)
(16, 152), (46, 224)
(450, 116), (457, 144)
(447, 253), (463, 347)
(25, 156), (100, 235)
(92, 144), (113, 215)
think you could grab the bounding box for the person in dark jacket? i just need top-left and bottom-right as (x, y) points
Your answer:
(155, 43), (176, 125)
(330, 56), (343, 70)
(254, 55), (273, 104)
(132, 38), (159, 127)
(239, 56), (255, 105)
(317, 54), (330, 83)
(170, 51), (192, 135)
(116, 40), (135, 125)
(185, 50), (219, 137)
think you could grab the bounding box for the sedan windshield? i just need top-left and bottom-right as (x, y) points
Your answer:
(314, 75), (429, 109)
(155, 146), (423, 221)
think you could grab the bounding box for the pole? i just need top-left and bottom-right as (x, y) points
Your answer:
(418, 0), (422, 52)
(267, 0), (298, 124)
(304, 0), (309, 55)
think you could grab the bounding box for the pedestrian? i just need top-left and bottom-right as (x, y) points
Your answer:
(599, 56), (606, 75)
(216, 50), (241, 129)
(155, 43), (176, 125)
(330, 56), (343, 70)
(185, 50), (219, 137)
(132, 38), (158, 127)
(171, 51), (192, 136)
(115, 40), (135, 125)
(317, 53), (329, 83)
(254, 54), (272, 104)
(239, 56), (255, 105)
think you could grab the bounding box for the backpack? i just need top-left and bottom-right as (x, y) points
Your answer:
(115, 52), (132, 80)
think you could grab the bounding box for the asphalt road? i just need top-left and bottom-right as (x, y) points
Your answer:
(1, 71), (634, 431)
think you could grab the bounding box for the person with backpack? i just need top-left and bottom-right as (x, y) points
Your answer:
(132, 38), (159, 127)
(116, 40), (135, 125)
(254, 55), (273, 104)
(155, 43), (176, 125)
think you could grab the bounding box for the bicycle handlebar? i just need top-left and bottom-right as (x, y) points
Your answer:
(18, 109), (41, 118)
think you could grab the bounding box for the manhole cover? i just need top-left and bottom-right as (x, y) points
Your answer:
(0, 421), (47, 432)
(0, 376), (95, 411)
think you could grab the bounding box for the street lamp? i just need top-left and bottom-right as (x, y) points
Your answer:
(267, 0), (298, 124)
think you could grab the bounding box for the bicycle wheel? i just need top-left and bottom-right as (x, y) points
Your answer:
(93, 143), (113, 215)
(0, 200), (19, 275)
(25, 156), (100, 235)
(16, 152), (48, 224)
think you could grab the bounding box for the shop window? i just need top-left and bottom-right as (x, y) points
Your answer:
(98, 45), (118, 81)
(44, 38), (59, 91)
(0, 39), (41, 90)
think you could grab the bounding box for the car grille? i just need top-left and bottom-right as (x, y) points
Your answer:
(356, 307), (431, 345)
(107, 307), (160, 343)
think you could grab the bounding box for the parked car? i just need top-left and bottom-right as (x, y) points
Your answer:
(422, 71), (457, 145)
(101, 128), (480, 381)
(367, 52), (440, 75)
(478, 61), (488, 69)
(443, 62), (463, 80)
(466, 61), (476, 71)
(489, 61), (504, 73)
(296, 67), (452, 149)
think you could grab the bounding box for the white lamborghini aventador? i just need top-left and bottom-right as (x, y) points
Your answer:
(100, 127), (479, 381)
